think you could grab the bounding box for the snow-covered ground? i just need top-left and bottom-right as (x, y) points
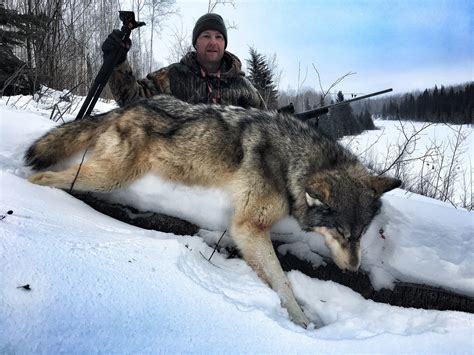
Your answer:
(1, 90), (473, 353)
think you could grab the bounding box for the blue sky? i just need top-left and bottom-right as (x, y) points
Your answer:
(151, 0), (472, 94)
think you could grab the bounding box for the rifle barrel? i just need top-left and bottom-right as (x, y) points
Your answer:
(294, 88), (393, 121)
(326, 88), (393, 108)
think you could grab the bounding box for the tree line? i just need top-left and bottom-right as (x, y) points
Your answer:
(374, 83), (473, 124)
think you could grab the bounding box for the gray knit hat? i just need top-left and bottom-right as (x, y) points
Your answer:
(192, 13), (227, 48)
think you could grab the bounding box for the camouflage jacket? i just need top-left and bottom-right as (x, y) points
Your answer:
(109, 51), (264, 109)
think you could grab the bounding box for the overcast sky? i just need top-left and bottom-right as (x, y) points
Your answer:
(150, 0), (472, 95)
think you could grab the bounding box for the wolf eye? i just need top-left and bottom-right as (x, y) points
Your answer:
(322, 205), (332, 214)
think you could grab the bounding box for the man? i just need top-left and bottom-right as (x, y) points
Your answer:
(103, 13), (264, 108)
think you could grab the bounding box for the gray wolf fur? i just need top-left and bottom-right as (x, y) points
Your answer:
(25, 95), (401, 328)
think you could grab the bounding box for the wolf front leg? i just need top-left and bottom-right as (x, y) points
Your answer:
(230, 217), (312, 328)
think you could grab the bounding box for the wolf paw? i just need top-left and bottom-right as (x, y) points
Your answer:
(28, 171), (58, 186)
(290, 310), (313, 329)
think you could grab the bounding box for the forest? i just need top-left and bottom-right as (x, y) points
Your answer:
(1, 0), (175, 97)
(375, 84), (473, 124)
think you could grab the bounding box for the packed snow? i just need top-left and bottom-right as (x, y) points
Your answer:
(0, 89), (473, 353)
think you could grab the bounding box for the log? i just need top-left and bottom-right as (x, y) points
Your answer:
(71, 192), (199, 236)
(72, 192), (473, 314)
(0, 44), (38, 95)
(276, 246), (473, 313)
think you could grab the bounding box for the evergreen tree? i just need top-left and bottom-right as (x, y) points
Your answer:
(381, 103), (388, 118)
(357, 109), (376, 130)
(370, 83), (472, 124)
(0, 4), (48, 50)
(246, 47), (279, 110)
(0, 4), (48, 95)
(326, 91), (361, 138)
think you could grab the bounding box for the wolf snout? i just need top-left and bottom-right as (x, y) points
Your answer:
(345, 256), (361, 272)
(334, 257), (360, 273)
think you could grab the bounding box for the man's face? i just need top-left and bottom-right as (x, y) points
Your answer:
(195, 30), (225, 68)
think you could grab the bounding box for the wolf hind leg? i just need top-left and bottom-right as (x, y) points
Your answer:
(28, 156), (150, 192)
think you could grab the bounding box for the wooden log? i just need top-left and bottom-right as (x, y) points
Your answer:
(0, 44), (38, 95)
(71, 192), (199, 236)
(276, 245), (473, 313)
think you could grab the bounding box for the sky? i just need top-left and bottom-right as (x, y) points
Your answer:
(149, 0), (472, 95)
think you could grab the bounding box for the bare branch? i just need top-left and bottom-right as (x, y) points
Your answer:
(378, 121), (435, 176)
(208, 0), (236, 13)
(312, 63), (356, 104)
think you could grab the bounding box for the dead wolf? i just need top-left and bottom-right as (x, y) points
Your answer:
(25, 95), (401, 328)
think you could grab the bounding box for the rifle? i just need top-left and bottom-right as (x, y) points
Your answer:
(278, 88), (393, 121)
(75, 11), (145, 120)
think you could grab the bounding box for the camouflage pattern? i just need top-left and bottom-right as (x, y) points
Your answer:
(109, 51), (264, 109)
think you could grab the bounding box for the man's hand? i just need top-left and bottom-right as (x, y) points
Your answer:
(101, 29), (132, 65)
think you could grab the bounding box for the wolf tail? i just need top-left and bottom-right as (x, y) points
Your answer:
(24, 117), (106, 170)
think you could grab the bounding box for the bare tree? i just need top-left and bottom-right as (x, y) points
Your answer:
(312, 63), (356, 103)
(266, 52), (282, 90)
(142, 0), (176, 73)
(207, 0), (237, 29)
(292, 62), (307, 112)
(207, 0), (235, 13)
(130, 0), (146, 79)
(166, 20), (193, 63)
(4, 0), (178, 97)
(279, 63), (356, 114)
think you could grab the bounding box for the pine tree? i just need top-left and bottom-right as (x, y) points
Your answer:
(328, 91), (361, 137)
(367, 83), (472, 124)
(0, 4), (48, 50)
(358, 109), (375, 130)
(246, 47), (279, 110)
(0, 4), (48, 95)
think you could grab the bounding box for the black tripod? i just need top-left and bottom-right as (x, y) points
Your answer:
(75, 11), (145, 120)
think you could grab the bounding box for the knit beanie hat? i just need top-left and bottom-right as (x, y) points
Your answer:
(192, 13), (227, 48)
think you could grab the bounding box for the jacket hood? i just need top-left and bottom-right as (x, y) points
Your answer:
(180, 51), (244, 77)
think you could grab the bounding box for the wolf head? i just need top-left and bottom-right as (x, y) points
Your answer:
(303, 169), (401, 272)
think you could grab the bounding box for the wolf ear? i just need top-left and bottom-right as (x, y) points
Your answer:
(366, 176), (402, 196)
(305, 179), (332, 207)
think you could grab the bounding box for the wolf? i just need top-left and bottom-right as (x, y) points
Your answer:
(25, 95), (401, 328)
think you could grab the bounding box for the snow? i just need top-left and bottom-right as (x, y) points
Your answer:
(341, 119), (473, 208)
(0, 90), (473, 353)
